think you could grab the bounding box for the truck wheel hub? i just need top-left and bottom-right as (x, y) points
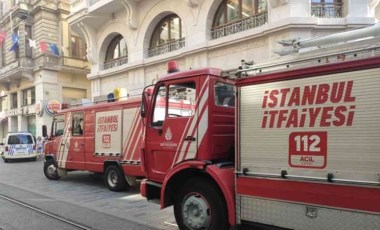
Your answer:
(108, 171), (117, 186)
(47, 165), (57, 175)
(182, 194), (210, 229)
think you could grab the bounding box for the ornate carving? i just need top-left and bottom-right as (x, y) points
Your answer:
(121, 0), (139, 30)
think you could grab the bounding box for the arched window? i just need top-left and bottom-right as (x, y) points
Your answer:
(311, 0), (343, 18)
(211, 0), (267, 39)
(104, 35), (128, 69)
(148, 14), (185, 57)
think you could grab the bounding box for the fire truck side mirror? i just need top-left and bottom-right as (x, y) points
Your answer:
(141, 103), (146, 118)
(141, 94), (147, 118)
(141, 85), (154, 119)
(42, 125), (48, 138)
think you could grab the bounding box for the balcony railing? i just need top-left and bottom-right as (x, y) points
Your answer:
(104, 56), (128, 70)
(148, 38), (186, 57)
(211, 12), (268, 40)
(311, 3), (343, 18)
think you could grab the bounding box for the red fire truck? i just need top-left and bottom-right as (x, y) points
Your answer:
(42, 97), (145, 191)
(140, 25), (380, 229)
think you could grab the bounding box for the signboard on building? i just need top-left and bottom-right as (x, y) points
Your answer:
(45, 99), (62, 115)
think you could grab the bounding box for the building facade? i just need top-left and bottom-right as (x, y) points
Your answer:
(68, 0), (380, 102)
(0, 0), (90, 140)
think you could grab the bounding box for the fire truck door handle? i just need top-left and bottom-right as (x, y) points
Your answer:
(158, 129), (163, 136)
(185, 136), (196, 141)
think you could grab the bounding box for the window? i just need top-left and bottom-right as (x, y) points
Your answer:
(70, 35), (86, 60)
(52, 115), (65, 137)
(0, 96), (7, 111)
(311, 0), (343, 18)
(22, 87), (35, 106)
(152, 85), (166, 127)
(25, 25), (32, 57)
(167, 83), (196, 117)
(72, 113), (83, 136)
(213, 0), (267, 27)
(104, 35), (128, 69)
(214, 82), (235, 107)
(11, 92), (17, 109)
(149, 14), (185, 57)
(151, 82), (196, 127)
(211, 0), (267, 39)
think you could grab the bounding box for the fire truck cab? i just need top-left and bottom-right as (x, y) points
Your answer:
(140, 64), (235, 229)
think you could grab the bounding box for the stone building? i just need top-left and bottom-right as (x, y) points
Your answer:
(0, 0), (90, 139)
(68, 0), (380, 101)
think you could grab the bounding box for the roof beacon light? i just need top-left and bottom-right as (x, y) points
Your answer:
(167, 61), (179, 73)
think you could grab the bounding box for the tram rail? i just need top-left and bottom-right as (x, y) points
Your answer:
(0, 193), (92, 230)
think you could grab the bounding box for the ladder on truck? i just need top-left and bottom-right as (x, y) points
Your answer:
(224, 23), (380, 78)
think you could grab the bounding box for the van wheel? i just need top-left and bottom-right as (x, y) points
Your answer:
(3, 159), (8, 163)
(44, 161), (60, 180)
(174, 177), (229, 230)
(105, 165), (128, 192)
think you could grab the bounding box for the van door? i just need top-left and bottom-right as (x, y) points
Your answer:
(145, 79), (199, 181)
(51, 114), (69, 168)
(66, 112), (85, 170)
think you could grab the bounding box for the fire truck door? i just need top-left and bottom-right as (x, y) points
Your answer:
(66, 112), (85, 169)
(146, 80), (198, 181)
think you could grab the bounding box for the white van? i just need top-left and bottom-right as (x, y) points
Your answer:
(0, 132), (37, 162)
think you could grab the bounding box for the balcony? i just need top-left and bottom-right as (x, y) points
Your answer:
(69, 0), (123, 29)
(148, 38), (186, 57)
(104, 56), (128, 70)
(311, 3), (343, 18)
(211, 12), (268, 40)
(0, 58), (34, 83)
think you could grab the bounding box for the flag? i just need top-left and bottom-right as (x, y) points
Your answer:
(9, 34), (19, 52)
(28, 39), (37, 49)
(0, 32), (6, 44)
(40, 41), (48, 53)
(49, 43), (60, 56)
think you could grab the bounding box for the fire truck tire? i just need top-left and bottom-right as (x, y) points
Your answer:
(174, 178), (229, 230)
(105, 165), (128, 192)
(43, 161), (60, 180)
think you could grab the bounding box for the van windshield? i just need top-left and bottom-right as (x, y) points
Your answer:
(8, 135), (34, 144)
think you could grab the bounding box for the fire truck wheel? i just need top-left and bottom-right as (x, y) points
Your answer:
(174, 178), (228, 230)
(105, 165), (128, 192)
(43, 161), (60, 180)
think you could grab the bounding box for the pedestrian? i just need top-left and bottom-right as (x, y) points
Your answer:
(36, 136), (44, 159)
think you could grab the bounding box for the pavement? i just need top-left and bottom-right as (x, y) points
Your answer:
(0, 158), (178, 230)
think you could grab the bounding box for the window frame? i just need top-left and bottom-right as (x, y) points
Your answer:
(11, 92), (17, 109)
(25, 25), (32, 58)
(72, 112), (84, 136)
(52, 114), (65, 137)
(105, 34), (128, 62)
(149, 14), (185, 49)
(22, 87), (35, 106)
(212, 0), (268, 28)
(70, 35), (87, 60)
